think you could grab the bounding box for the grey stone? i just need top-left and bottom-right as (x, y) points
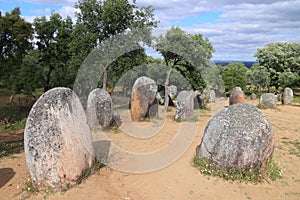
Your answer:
(175, 90), (196, 120)
(250, 93), (257, 100)
(86, 88), (114, 129)
(24, 87), (95, 188)
(209, 90), (216, 103)
(168, 85), (177, 100)
(194, 91), (205, 109)
(281, 87), (293, 105)
(112, 111), (122, 127)
(259, 93), (277, 108)
(229, 87), (245, 105)
(156, 92), (164, 105)
(131, 76), (158, 121)
(197, 103), (274, 170)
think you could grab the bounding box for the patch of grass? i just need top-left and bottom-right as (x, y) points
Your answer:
(76, 159), (105, 185)
(282, 140), (300, 157)
(176, 115), (199, 122)
(0, 118), (26, 134)
(293, 96), (300, 103)
(0, 140), (24, 158)
(193, 156), (283, 183)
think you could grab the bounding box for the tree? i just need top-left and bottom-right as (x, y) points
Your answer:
(246, 64), (271, 91)
(221, 62), (248, 92)
(278, 69), (299, 89)
(34, 13), (74, 92)
(255, 42), (300, 88)
(155, 27), (214, 109)
(0, 8), (33, 87)
(74, 0), (158, 90)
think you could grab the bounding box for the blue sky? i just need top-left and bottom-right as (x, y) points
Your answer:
(1, 0), (299, 61)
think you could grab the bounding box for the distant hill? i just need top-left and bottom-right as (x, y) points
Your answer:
(212, 60), (258, 68)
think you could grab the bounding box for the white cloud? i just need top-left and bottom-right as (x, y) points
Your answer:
(17, 0), (300, 60)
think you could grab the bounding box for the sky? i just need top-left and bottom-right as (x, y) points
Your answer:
(1, 0), (299, 61)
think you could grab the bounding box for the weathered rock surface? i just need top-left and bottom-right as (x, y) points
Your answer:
(281, 87), (293, 105)
(259, 93), (277, 108)
(229, 87), (245, 105)
(209, 90), (216, 103)
(194, 91), (205, 109)
(87, 88), (115, 129)
(24, 87), (95, 188)
(131, 76), (158, 121)
(250, 93), (257, 100)
(197, 103), (274, 170)
(175, 90), (196, 120)
(168, 85), (177, 100)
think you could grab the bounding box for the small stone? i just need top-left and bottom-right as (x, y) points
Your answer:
(86, 88), (114, 129)
(259, 93), (277, 108)
(131, 76), (158, 121)
(229, 87), (245, 105)
(281, 87), (293, 105)
(175, 90), (196, 120)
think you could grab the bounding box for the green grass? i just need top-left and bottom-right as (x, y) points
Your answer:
(193, 156), (283, 183)
(282, 139), (300, 157)
(293, 96), (300, 103)
(0, 139), (24, 158)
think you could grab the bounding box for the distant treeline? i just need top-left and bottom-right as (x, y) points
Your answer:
(213, 60), (258, 68)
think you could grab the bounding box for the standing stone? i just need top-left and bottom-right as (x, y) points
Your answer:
(259, 93), (277, 108)
(194, 91), (205, 109)
(229, 87), (245, 105)
(281, 87), (293, 105)
(197, 103), (274, 170)
(202, 88), (211, 102)
(175, 90), (196, 120)
(209, 90), (216, 103)
(87, 88), (114, 129)
(24, 87), (95, 188)
(250, 93), (257, 100)
(131, 76), (158, 121)
(168, 85), (177, 100)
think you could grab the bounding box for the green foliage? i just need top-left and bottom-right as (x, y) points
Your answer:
(246, 64), (271, 91)
(221, 62), (248, 92)
(155, 27), (214, 93)
(255, 42), (300, 88)
(193, 156), (283, 183)
(0, 7), (34, 89)
(278, 69), (299, 88)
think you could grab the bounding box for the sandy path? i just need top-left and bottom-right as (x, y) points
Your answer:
(0, 99), (299, 199)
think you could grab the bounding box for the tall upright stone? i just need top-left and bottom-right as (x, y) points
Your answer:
(86, 88), (114, 129)
(209, 90), (216, 103)
(24, 87), (95, 188)
(229, 87), (245, 105)
(168, 85), (177, 100)
(131, 76), (158, 121)
(281, 87), (293, 105)
(175, 90), (196, 120)
(197, 103), (274, 170)
(259, 93), (277, 108)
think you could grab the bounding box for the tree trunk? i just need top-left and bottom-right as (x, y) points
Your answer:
(44, 66), (53, 92)
(164, 68), (173, 111)
(9, 91), (19, 103)
(103, 64), (108, 91)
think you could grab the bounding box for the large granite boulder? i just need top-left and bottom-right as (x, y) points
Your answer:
(229, 87), (245, 105)
(175, 90), (196, 120)
(281, 87), (293, 105)
(131, 76), (158, 121)
(86, 88), (118, 129)
(259, 93), (277, 108)
(168, 85), (177, 100)
(24, 87), (95, 188)
(197, 103), (274, 170)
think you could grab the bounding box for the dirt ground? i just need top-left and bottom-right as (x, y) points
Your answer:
(0, 98), (299, 200)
